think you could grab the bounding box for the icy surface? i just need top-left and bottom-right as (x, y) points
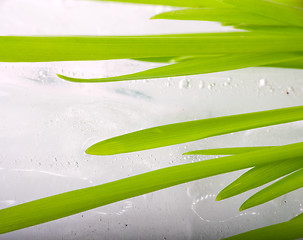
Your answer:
(1, 0), (303, 239)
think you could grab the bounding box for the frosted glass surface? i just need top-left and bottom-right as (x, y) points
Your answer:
(0, 0), (303, 239)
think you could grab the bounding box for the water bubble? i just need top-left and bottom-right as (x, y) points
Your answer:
(258, 78), (267, 87)
(38, 70), (47, 78)
(198, 81), (205, 88)
(179, 79), (191, 89)
(286, 86), (294, 95)
(208, 83), (216, 90)
(166, 79), (172, 87)
(223, 77), (232, 86)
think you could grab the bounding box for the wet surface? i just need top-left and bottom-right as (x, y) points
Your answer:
(1, 0), (303, 239)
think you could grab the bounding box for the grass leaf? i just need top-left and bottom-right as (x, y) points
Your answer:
(266, 58), (303, 69)
(240, 168), (303, 211)
(1, 142), (303, 234)
(273, 0), (303, 8)
(183, 146), (273, 155)
(223, 0), (303, 27)
(1, 34), (303, 62)
(291, 212), (303, 221)
(151, 8), (285, 27)
(133, 55), (303, 69)
(90, 0), (229, 8)
(83, 105), (303, 155)
(58, 53), (303, 82)
(217, 158), (303, 201)
(223, 216), (303, 240)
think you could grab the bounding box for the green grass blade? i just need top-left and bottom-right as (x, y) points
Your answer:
(1, 34), (303, 62)
(91, 0), (303, 8)
(236, 25), (303, 33)
(134, 55), (303, 69)
(132, 56), (177, 63)
(151, 8), (285, 26)
(1, 142), (303, 234)
(265, 58), (303, 69)
(273, 0), (303, 9)
(240, 168), (303, 211)
(132, 54), (221, 63)
(223, 217), (303, 240)
(223, 0), (303, 27)
(58, 53), (303, 82)
(183, 146), (273, 155)
(217, 158), (303, 201)
(84, 105), (303, 155)
(291, 212), (303, 221)
(90, 0), (229, 8)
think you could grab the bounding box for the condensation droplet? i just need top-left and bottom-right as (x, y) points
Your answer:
(286, 86), (294, 94)
(199, 81), (205, 88)
(179, 79), (191, 89)
(259, 78), (267, 87)
(208, 83), (216, 89)
(223, 77), (232, 86)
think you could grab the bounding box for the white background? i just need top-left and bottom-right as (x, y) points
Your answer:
(0, 0), (303, 239)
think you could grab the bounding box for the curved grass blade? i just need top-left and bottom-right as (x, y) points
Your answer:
(265, 58), (303, 69)
(273, 0), (303, 9)
(236, 25), (303, 33)
(132, 56), (176, 63)
(151, 8), (285, 27)
(134, 55), (303, 69)
(217, 158), (303, 201)
(1, 142), (303, 234)
(83, 105), (303, 155)
(1, 34), (303, 62)
(132, 54), (221, 63)
(58, 53), (303, 82)
(91, 0), (229, 8)
(223, 0), (303, 27)
(223, 216), (303, 240)
(291, 212), (303, 221)
(240, 168), (303, 211)
(183, 146), (273, 155)
(91, 0), (303, 8)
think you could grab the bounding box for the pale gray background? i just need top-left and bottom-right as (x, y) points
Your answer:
(0, 0), (303, 239)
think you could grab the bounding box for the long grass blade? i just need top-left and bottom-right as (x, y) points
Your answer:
(1, 142), (303, 234)
(265, 58), (303, 69)
(132, 54), (222, 63)
(151, 8), (285, 27)
(291, 212), (303, 221)
(240, 168), (303, 211)
(183, 146), (273, 155)
(83, 105), (303, 155)
(273, 0), (303, 8)
(235, 26), (303, 33)
(223, 0), (303, 27)
(1, 34), (303, 62)
(223, 216), (303, 240)
(134, 55), (303, 69)
(90, 0), (229, 8)
(91, 0), (303, 9)
(58, 53), (303, 82)
(217, 158), (303, 201)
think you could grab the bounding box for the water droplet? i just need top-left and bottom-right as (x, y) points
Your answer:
(223, 77), (232, 86)
(286, 86), (294, 94)
(179, 79), (191, 89)
(198, 81), (205, 88)
(38, 70), (47, 78)
(166, 80), (171, 87)
(268, 87), (274, 93)
(208, 83), (216, 89)
(259, 78), (267, 87)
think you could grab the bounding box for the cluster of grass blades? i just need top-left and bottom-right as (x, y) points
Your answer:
(1, 0), (303, 239)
